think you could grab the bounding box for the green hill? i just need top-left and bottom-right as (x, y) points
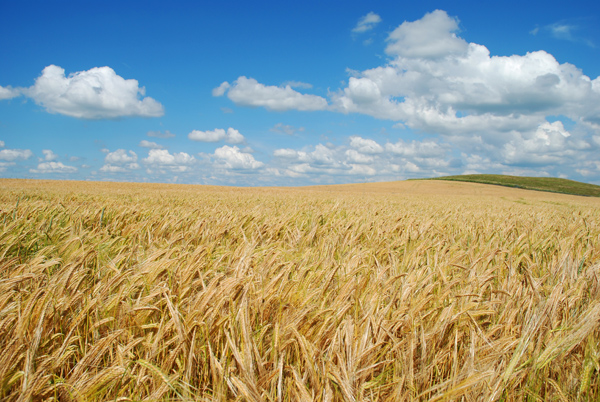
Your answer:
(419, 174), (600, 197)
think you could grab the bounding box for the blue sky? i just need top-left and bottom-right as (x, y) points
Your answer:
(1, 0), (600, 186)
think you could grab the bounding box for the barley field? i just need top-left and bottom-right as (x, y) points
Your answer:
(1, 178), (599, 401)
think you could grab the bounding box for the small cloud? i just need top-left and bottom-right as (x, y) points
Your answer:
(0, 85), (20, 100)
(221, 76), (328, 112)
(270, 123), (305, 136)
(100, 164), (128, 173)
(0, 140), (4, 147)
(104, 149), (137, 164)
(0, 148), (33, 161)
(214, 145), (264, 170)
(139, 140), (165, 149)
(352, 12), (382, 34)
(100, 148), (110, 153)
(188, 127), (245, 144)
(144, 149), (195, 165)
(221, 107), (234, 114)
(212, 81), (230, 97)
(42, 149), (58, 161)
(550, 23), (577, 40)
(532, 20), (593, 46)
(30, 161), (77, 174)
(147, 130), (175, 138)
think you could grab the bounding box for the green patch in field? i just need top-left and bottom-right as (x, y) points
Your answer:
(417, 174), (600, 197)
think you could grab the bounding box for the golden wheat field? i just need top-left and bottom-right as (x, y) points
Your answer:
(1, 178), (599, 401)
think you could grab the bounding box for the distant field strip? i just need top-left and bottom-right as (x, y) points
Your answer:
(422, 174), (600, 197)
(1, 179), (599, 401)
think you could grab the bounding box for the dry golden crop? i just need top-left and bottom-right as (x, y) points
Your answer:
(1, 178), (599, 401)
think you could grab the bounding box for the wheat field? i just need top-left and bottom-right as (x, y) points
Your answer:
(1, 178), (599, 401)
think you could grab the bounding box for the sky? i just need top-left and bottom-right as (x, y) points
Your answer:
(1, 0), (600, 186)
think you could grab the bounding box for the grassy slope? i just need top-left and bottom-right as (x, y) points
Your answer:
(420, 174), (600, 197)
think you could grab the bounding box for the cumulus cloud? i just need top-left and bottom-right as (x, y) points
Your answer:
(139, 140), (165, 149)
(0, 140), (5, 147)
(143, 149), (196, 172)
(501, 121), (590, 166)
(23, 65), (164, 119)
(42, 149), (59, 161)
(353, 12), (382, 34)
(99, 164), (139, 173)
(213, 145), (264, 170)
(0, 85), (20, 100)
(188, 127), (245, 144)
(349, 136), (383, 154)
(270, 136), (466, 182)
(385, 139), (448, 158)
(30, 161), (77, 174)
(99, 149), (140, 173)
(327, 8), (600, 170)
(0, 149), (33, 161)
(104, 149), (137, 164)
(345, 149), (374, 164)
(214, 76), (328, 111)
(385, 10), (467, 58)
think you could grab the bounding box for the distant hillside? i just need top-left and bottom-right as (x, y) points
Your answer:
(420, 174), (600, 197)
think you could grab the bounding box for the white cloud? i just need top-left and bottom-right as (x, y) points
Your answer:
(385, 139), (448, 158)
(24, 65), (164, 119)
(0, 140), (5, 147)
(385, 10), (467, 59)
(139, 140), (165, 149)
(327, 8), (600, 166)
(99, 149), (139, 173)
(273, 148), (299, 158)
(353, 12), (382, 34)
(270, 123), (305, 135)
(212, 81), (230, 97)
(550, 23), (576, 40)
(0, 149), (33, 161)
(531, 21), (593, 47)
(269, 136), (468, 182)
(501, 121), (589, 165)
(349, 136), (383, 154)
(214, 145), (264, 170)
(42, 149), (58, 161)
(100, 164), (128, 173)
(188, 127), (245, 144)
(215, 76), (328, 111)
(345, 149), (373, 164)
(147, 130), (175, 138)
(143, 149), (196, 172)
(30, 161), (77, 174)
(0, 85), (20, 100)
(105, 149), (137, 164)
(348, 164), (377, 175)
